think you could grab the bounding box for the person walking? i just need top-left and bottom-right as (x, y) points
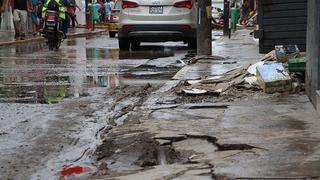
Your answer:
(13, 0), (32, 40)
(104, 0), (113, 22)
(31, 0), (39, 35)
(96, 0), (104, 23)
(61, 0), (70, 35)
(0, 0), (15, 38)
(68, 0), (80, 28)
(0, 0), (4, 25)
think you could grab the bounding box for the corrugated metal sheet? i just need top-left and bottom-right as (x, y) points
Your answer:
(257, 0), (307, 53)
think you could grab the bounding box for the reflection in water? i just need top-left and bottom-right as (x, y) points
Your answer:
(44, 85), (66, 104)
(87, 74), (119, 88)
(0, 42), (180, 104)
(0, 74), (120, 104)
(86, 48), (119, 60)
(0, 44), (122, 104)
(66, 39), (77, 46)
(0, 43), (47, 57)
(119, 47), (174, 60)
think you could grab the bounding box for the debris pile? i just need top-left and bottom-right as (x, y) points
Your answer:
(176, 63), (261, 98)
(256, 63), (292, 93)
(176, 44), (306, 99)
(250, 45), (306, 94)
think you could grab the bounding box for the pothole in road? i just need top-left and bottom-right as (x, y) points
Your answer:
(94, 132), (183, 175)
(94, 130), (258, 177)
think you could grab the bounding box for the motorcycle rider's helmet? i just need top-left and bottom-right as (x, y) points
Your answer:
(47, 0), (60, 11)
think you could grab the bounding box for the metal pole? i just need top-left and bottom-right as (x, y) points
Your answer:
(197, 0), (212, 55)
(223, 0), (230, 37)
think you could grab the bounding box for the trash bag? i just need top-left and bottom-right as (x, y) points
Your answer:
(0, 0), (15, 39)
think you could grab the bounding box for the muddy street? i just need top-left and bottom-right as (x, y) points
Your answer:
(1, 29), (320, 180)
(0, 35), (192, 179)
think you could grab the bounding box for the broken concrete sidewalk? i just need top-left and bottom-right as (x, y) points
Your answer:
(94, 30), (320, 179)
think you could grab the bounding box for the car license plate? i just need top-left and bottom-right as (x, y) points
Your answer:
(149, 6), (163, 14)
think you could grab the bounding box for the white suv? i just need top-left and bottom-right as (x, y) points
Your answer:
(118, 0), (197, 50)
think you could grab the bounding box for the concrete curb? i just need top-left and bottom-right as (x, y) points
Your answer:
(0, 30), (107, 47)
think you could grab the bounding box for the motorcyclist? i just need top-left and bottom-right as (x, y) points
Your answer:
(41, 0), (67, 37)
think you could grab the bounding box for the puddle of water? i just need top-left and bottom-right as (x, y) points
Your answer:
(86, 48), (119, 60)
(0, 74), (122, 103)
(0, 64), (176, 104)
(119, 47), (174, 60)
(0, 43), (182, 104)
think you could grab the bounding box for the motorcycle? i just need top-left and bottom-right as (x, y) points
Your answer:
(42, 9), (64, 50)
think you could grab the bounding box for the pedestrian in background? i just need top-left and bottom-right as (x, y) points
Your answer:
(96, 0), (104, 23)
(31, 0), (39, 35)
(13, 0), (32, 40)
(0, 0), (15, 38)
(36, 0), (44, 30)
(61, 0), (70, 36)
(68, 0), (80, 28)
(0, 0), (4, 26)
(104, 0), (113, 22)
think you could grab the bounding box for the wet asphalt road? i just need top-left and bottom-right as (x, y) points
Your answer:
(0, 35), (189, 103)
(0, 35), (190, 179)
(0, 30), (227, 104)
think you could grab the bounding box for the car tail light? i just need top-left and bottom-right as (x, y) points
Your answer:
(180, 24), (190, 29)
(123, 25), (133, 30)
(122, 1), (139, 9)
(174, 0), (192, 9)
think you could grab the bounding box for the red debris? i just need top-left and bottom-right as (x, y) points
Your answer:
(59, 165), (89, 179)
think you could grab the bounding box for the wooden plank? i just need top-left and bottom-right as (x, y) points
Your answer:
(263, 39), (306, 46)
(264, 17), (307, 25)
(263, 3), (307, 11)
(264, 10), (307, 18)
(264, 31), (307, 39)
(264, 24), (307, 32)
(262, 0), (307, 5)
(258, 0), (264, 53)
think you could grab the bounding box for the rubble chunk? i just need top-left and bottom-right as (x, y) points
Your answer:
(182, 88), (208, 95)
(256, 63), (292, 93)
(248, 61), (264, 75)
(275, 45), (300, 63)
(288, 57), (306, 73)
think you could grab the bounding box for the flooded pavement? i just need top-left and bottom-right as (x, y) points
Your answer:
(0, 34), (193, 179)
(2, 29), (320, 180)
(0, 36), (188, 104)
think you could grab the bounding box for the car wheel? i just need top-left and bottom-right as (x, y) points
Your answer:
(119, 38), (130, 50)
(188, 39), (197, 49)
(131, 41), (141, 50)
(109, 31), (116, 38)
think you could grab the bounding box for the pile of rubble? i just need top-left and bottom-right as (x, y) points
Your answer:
(255, 45), (306, 93)
(176, 65), (253, 96)
(176, 45), (306, 99)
